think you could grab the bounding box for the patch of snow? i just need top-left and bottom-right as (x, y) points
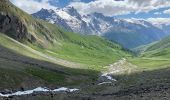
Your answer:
(82, 17), (91, 24)
(54, 9), (72, 20)
(53, 9), (83, 32)
(125, 19), (149, 27)
(49, 20), (55, 24)
(98, 82), (112, 85)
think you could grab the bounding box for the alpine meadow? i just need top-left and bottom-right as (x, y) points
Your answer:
(1, 0), (170, 100)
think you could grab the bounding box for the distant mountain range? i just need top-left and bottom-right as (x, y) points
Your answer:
(33, 7), (169, 49)
(32, 7), (112, 35)
(151, 22), (170, 36)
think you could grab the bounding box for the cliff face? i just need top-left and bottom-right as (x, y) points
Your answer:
(0, 12), (28, 41)
(0, 0), (31, 42)
(0, 0), (55, 46)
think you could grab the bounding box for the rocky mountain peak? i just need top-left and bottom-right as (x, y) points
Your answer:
(33, 6), (168, 48)
(63, 6), (82, 20)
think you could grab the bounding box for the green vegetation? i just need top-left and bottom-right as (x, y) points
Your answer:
(42, 35), (129, 70)
(146, 36), (170, 51)
(0, 40), (99, 89)
(104, 36), (170, 92)
(139, 36), (170, 58)
(132, 42), (157, 55)
(26, 67), (65, 84)
(2, 1), (170, 99)
(0, 0), (130, 69)
(128, 58), (170, 70)
(125, 36), (170, 88)
(0, 0), (131, 90)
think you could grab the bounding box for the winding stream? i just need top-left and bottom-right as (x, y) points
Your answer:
(0, 58), (132, 97)
(0, 87), (79, 97)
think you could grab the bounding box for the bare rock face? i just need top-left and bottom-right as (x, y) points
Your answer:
(0, 0), (55, 47)
(0, 0), (36, 43)
(0, 12), (28, 41)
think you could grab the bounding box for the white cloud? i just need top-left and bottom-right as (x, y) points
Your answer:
(10, 0), (170, 16)
(163, 9), (170, 14)
(10, 0), (57, 14)
(72, 0), (81, 2)
(154, 12), (162, 15)
(69, 0), (170, 16)
(147, 18), (170, 25)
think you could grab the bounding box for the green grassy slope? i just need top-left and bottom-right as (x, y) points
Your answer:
(120, 36), (170, 93)
(0, 0), (131, 91)
(37, 34), (130, 70)
(0, 33), (102, 89)
(1, 1), (170, 99)
(122, 36), (170, 96)
(141, 36), (170, 58)
(0, 0), (130, 69)
(132, 42), (157, 55)
(128, 36), (170, 75)
(147, 36), (170, 51)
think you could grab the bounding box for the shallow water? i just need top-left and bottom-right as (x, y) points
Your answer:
(0, 87), (79, 97)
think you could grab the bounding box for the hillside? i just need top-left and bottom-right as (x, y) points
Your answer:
(0, 0), (130, 67)
(141, 36), (170, 58)
(0, 33), (101, 91)
(2, 1), (170, 100)
(103, 19), (166, 49)
(0, 0), (131, 92)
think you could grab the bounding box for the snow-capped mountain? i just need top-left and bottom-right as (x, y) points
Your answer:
(150, 23), (170, 36)
(33, 7), (167, 48)
(159, 24), (170, 35)
(32, 7), (112, 35)
(104, 19), (167, 48)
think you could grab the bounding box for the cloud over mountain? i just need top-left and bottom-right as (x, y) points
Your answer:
(164, 9), (170, 14)
(10, 0), (56, 14)
(69, 0), (170, 16)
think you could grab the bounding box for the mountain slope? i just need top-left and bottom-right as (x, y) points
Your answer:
(0, 33), (100, 90)
(32, 8), (112, 35)
(33, 8), (166, 49)
(103, 19), (166, 49)
(149, 21), (170, 35)
(0, 0), (131, 91)
(0, 0), (130, 67)
(138, 36), (170, 58)
(2, 1), (170, 99)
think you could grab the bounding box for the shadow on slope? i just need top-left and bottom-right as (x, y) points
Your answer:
(0, 45), (100, 91)
(93, 66), (170, 100)
(5, 65), (170, 100)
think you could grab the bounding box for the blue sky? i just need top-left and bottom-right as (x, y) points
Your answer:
(116, 7), (170, 19)
(10, 0), (170, 21)
(48, 0), (94, 7)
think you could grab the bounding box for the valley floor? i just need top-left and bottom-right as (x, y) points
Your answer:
(0, 31), (170, 100)
(5, 85), (170, 100)
(1, 56), (170, 100)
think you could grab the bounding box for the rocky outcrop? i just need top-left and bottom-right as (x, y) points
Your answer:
(0, 12), (28, 41)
